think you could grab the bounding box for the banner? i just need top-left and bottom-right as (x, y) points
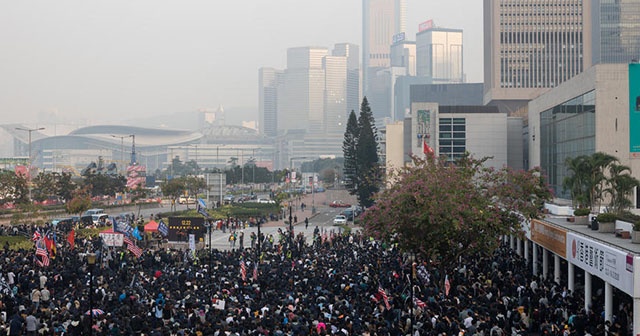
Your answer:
(189, 234), (196, 251)
(630, 63), (640, 153)
(566, 232), (634, 296)
(531, 220), (567, 258)
(100, 232), (124, 247)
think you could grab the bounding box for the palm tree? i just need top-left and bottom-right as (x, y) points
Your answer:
(563, 155), (589, 209)
(605, 163), (640, 214)
(586, 152), (618, 211)
(563, 152), (619, 211)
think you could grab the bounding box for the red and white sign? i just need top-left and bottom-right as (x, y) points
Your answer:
(566, 232), (635, 296)
(418, 19), (433, 32)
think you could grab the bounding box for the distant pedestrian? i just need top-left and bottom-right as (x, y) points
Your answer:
(305, 217), (309, 229)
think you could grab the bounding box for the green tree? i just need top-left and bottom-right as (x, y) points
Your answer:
(32, 172), (59, 203)
(355, 97), (381, 207)
(83, 173), (126, 197)
(563, 152), (619, 211)
(605, 163), (640, 214)
(563, 155), (590, 209)
(161, 178), (187, 202)
(342, 110), (359, 194)
(363, 154), (552, 276)
(0, 170), (28, 206)
(66, 187), (92, 216)
(56, 172), (76, 202)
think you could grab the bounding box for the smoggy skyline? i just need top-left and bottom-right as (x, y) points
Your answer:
(0, 1), (483, 126)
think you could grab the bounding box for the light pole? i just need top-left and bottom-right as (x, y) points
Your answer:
(15, 127), (45, 201)
(87, 253), (97, 334)
(190, 144), (199, 173)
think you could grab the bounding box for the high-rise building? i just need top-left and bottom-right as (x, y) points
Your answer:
(323, 55), (348, 135)
(416, 27), (463, 83)
(259, 68), (283, 137)
(362, 0), (406, 95)
(390, 35), (416, 77)
(590, 0), (640, 65)
(278, 47), (328, 133)
(332, 43), (361, 116)
(483, 0), (588, 116)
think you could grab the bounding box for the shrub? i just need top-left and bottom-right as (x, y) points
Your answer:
(617, 211), (640, 224)
(596, 212), (617, 223)
(634, 220), (640, 232)
(573, 208), (591, 216)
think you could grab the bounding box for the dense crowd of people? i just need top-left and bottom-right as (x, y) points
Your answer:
(0, 222), (632, 336)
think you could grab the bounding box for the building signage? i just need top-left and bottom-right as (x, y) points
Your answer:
(418, 20), (433, 32)
(629, 64), (640, 153)
(566, 232), (634, 296)
(392, 32), (406, 44)
(531, 220), (566, 258)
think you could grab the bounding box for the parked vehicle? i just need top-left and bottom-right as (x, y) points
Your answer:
(330, 200), (351, 208)
(178, 196), (196, 204)
(333, 215), (347, 225)
(83, 208), (105, 216)
(258, 198), (275, 204)
(92, 214), (109, 225)
(341, 209), (355, 221)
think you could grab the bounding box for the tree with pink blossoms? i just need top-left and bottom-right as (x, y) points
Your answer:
(362, 154), (552, 275)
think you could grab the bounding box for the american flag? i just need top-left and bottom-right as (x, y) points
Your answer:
(35, 244), (50, 267)
(240, 261), (246, 281)
(123, 236), (143, 258)
(252, 262), (258, 281)
(444, 275), (451, 296)
(414, 297), (426, 308)
(32, 229), (41, 242)
(378, 286), (391, 310)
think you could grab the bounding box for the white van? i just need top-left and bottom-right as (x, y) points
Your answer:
(83, 208), (105, 216)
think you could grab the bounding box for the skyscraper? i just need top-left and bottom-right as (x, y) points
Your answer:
(332, 43), (361, 117)
(278, 47), (328, 133)
(590, 0), (640, 65)
(483, 0), (588, 115)
(362, 0), (406, 94)
(259, 68), (283, 137)
(390, 35), (416, 77)
(416, 26), (463, 83)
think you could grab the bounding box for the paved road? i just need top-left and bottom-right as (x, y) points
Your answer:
(161, 188), (361, 251)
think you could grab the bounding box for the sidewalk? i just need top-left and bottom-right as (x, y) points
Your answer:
(262, 191), (327, 228)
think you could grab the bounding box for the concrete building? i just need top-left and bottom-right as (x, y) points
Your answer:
(332, 43), (361, 117)
(259, 68), (283, 137)
(278, 47), (329, 134)
(528, 63), (640, 202)
(362, 0), (406, 118)
(383, 101), (519, 172)
(590, 0), (640, 65)
(390, 34), (416, 76)
(416, 27), (463, 83)
(483, 0), (588, 116)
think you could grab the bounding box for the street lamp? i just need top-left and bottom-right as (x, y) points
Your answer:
(86, 253), (97, 334)
(15, 127), (45, 201)
(190, 144), (199, 173)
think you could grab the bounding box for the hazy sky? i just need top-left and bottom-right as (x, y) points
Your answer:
(0, 0), (483, 126)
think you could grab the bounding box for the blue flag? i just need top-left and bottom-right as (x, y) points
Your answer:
(115, 221), (132, 235)
(158, 220), (169, 237)
(197, 198), (209, 218)
(133, 226), (143, 241)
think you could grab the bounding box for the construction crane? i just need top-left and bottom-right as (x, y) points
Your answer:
(130, 134), (137, 165)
